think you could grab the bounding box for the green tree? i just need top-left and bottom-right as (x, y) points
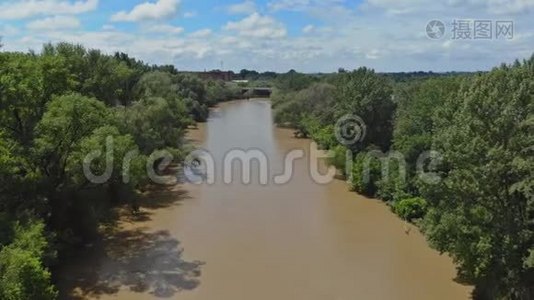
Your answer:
(0, 53), (69, 145)
(35, 93), (111, 190)
(274, 70), (316, 92)
(393, 77), (464, 166)
(334, 67), (395, 151)
(421, 59), (534, 299)
(376, 76), (466, 204)
(0, 221), (57, 300)
(0, 132), (42, 214)
(115, 97), (190, 155)
(69, 125), (146, 189)
(393, 197), (428, 222)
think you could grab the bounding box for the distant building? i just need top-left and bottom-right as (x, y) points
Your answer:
(184, 70), (234, 81)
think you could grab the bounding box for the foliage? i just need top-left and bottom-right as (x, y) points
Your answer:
(42, 43), (141, 106)
(375, 162), (411, 203)
(134, 71), (213, 122)
(273, 82), (336, 138)
(349, 150), (382, 196)
(115, 97), (190, 155)
(205, 80), (242, 104)
(328, 144), (349, 175)
(0, 221), (57, 300)
(35, 93), (111, 190)
(393, 76), (464, 166)
(273, 69), (317, 92)
(0, 132), (42, 213)
(69, 125), (146, 188)
(0, 52), (70, 145)
(421, 58), (534, 299)
(334, 67), (396, 151)
(393, 197), (428, 221)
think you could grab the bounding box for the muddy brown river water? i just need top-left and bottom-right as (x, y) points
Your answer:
(59, 99), (472, 299)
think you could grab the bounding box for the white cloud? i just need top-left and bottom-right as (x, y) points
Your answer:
(189, 29), (212, 38)
(227, 1), (257, 14)
(486, 0), (534, 14)
(268, 0), (310, 11)
(1, 24), (19, 36)
(302, 24), (314, 33)
(145, 24), (184, 34)
(102, 24), (115, 30)
(27, 16), (81, 31)
(0, 0), (98, 20)
(268, 0), (344, 11)
(361, 0), (425, 14)
(184, 11), (197, 18)
(224, 13), (287, 38)
(361, 0), (534, 15)
(111, 0), (181, 22)
(365, 49), (383, 59)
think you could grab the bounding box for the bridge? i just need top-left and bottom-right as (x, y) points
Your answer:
(241, 87), (272, 98)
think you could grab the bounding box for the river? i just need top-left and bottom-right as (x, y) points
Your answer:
(59, 99), (472, 299)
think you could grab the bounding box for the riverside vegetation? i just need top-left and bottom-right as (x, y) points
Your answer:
(271, 59), (534, 299)
(0, 42), (242, 300)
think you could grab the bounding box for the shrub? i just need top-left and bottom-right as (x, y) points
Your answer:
(328, 145), (349, 174)
(349, 152), (382, 196)
(393, 197), (428, 221)
(375, 160), (411, 202)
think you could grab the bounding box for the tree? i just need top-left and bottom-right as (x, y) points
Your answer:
(273, 82), (336, 138)
(67, 125), (147, 208)
(0, 49), (75, 146)
(81, 49), (135, 106)
(115, 97), (190, 155)
(393, 76), (464, 165)
(0, 221), (57, 300)
(421, 59), (534, 299)
(274, 70), (316, 92)
(42, 43), (140, 106)
(0, 131), (42, 214)
(134, 71), (210, 122)
(334, 67), (395, 151)
(0, 53), (69, 145)
(35, 93), (111, 190)
(378, 76), (466, 202)
(34, 93), (112, 231)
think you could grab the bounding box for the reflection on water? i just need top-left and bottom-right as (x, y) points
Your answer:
(59, 99), (472, 300)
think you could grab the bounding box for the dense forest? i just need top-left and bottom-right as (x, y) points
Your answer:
(272, 58), (534, 299)
(0, 42), (241, 299)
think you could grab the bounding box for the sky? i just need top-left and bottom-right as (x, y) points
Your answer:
(0, 0), (533, 72)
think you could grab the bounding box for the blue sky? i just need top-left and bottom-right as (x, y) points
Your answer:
(0, 0), (533, 72)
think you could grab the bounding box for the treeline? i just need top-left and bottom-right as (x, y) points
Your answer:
(0, 42), (241, 299)
(272, 57), (534, 299)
